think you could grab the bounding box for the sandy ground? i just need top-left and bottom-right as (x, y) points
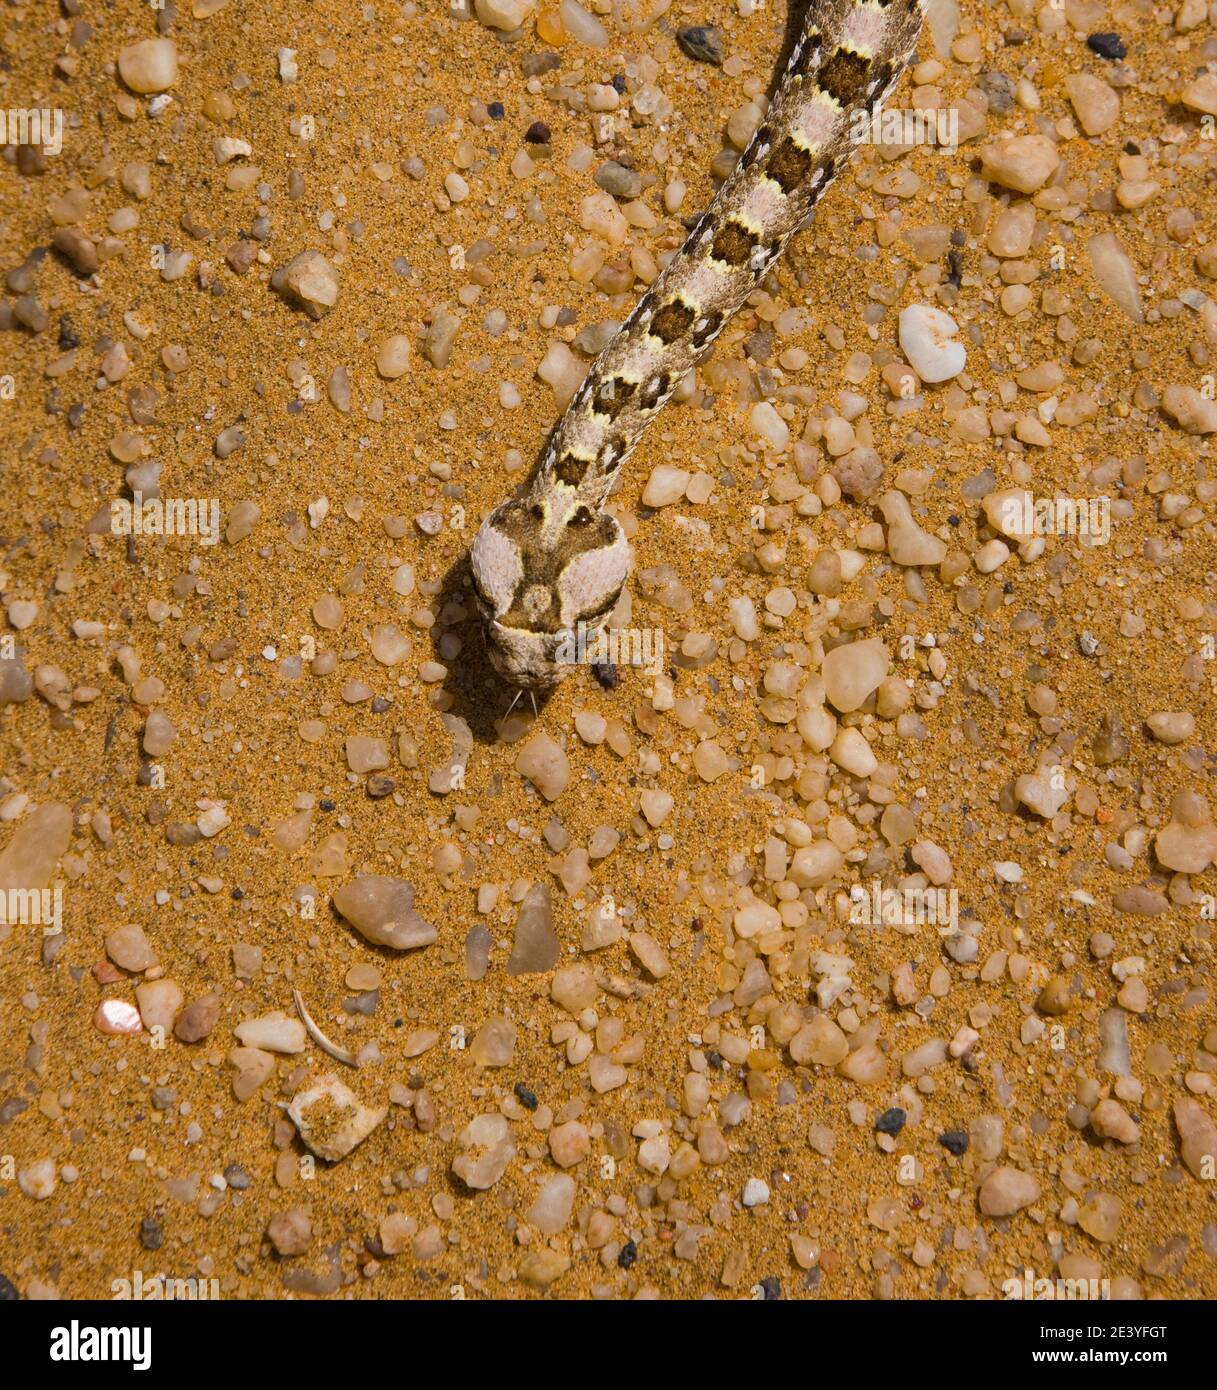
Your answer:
(0, 0), (1215, 1299)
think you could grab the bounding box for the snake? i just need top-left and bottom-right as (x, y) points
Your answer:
(470, 0), (924, 690)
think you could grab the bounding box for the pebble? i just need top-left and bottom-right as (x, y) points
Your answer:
(234, 1011), (306, 1054)
(452, 1113), (515, 1188)
(376, 335), (411, 379)
(174, 993), (221, 1042)
(474, 0), (535, 28)
(333, 876), (438, 950)
(287, 1075), (387, 1161)
(18, 1158), (57, 1201)
(1065, 73), (1119, 135)
(978, 1165), (1040, 1216)
(469, 1015), (517, 1066)
(821, 638), (889, 713)
(742, 1177), (769, 1207)
(516, 731), (570, 800)
(897, 305), (966, 383)
(117, 38), (178, 93)
(507, 883), (559, 974)
(1174, 1099), (1217, 1180)
(267, 1208), (312, 1256)
(94, 999), (143, 1035)
(677, 25), (724, 65)
(106, 924), (158, 973)
(1087, 232), (1143, 324)
(271, 250), (339, 319)
(1161, 384), (1217, 435)
(977, 134), (1060, 193)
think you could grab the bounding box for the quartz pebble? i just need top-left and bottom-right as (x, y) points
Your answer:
(452, 1113), (515, 1188)
(118, 38), (178, 93)
(978, 1165), (1040, 1216)
(897, 305), (966, 383)
(271, 250), (339, 319)
(333, 876), (437, 950)
(507, 883), (559, 975)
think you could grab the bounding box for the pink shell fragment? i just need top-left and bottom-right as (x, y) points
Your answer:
(94, 999), (143, 1034)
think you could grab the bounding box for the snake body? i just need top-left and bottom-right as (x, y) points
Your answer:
(471, 0), (924, 689)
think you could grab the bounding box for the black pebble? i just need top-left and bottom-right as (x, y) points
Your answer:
(676, 25), (724, 66)
(759, 1275), (781, 1300)
(58, 315), (79, 350)
(875, 1107), (906, 1136)
(1086, 31), (1126, 59)
(139, 1216), (164, 1250)
(319, 798), (335, 812)
(514, 1081), (538, 1110)
(939, 1129), (969, 1156)
(610, 73), (626, 94)
(524, 120), (551, 144)
(0, 1274), (17, 1300)
(592, 660), (618, 690)
(487, 101), (504, 120)
(618, 1239), (637, 1269)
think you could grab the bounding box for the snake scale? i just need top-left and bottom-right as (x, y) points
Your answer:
(471, 0), (925, 690)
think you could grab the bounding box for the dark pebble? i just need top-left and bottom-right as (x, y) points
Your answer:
(487, 101), (504, 119)
(618, 1239), (637, 1269)
(139, 1216), (164, 1250)
(677, 24), (724, 65)
(520, 50), (561, 78)
(875, 1107), (906, 1136)
(366, 774), (396, 799)
(343, 989), (379, 1016)
(370, 695), (392, 713)
(592, 660), (618, 690)
(1086, 31), (1126, 59)
(939, 1129), (969, 1156)
(514, 1081), (538, 1111)
(525, 120), (551, 144)
(319, 798), (335, 812)
(759, 1275), (781, 1300)
(224, 1163), (251, 1190)
(0, 1274), (17, 1300)
(58, 315), (79, 350)
(610, 73), (626, 94)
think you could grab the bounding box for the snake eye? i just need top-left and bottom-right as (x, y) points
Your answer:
(569, 506), (594, 528)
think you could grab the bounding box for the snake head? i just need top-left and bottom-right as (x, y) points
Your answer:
(470, 497), (630, 690)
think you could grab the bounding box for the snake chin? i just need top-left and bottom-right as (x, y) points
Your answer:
(482, 617), (569, 691)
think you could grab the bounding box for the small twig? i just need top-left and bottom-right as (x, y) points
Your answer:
(293, 988), (359, 1068)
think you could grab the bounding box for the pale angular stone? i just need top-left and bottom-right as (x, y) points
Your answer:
(978, 1164), (1040, 1216)
(287, 1075), (387, 1161)
(234, 1011), (306, 1054)
(507, 882), (559, 975)
(334, 876), (437, 950)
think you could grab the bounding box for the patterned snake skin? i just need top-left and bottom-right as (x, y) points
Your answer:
(471, 0), (925, 690)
